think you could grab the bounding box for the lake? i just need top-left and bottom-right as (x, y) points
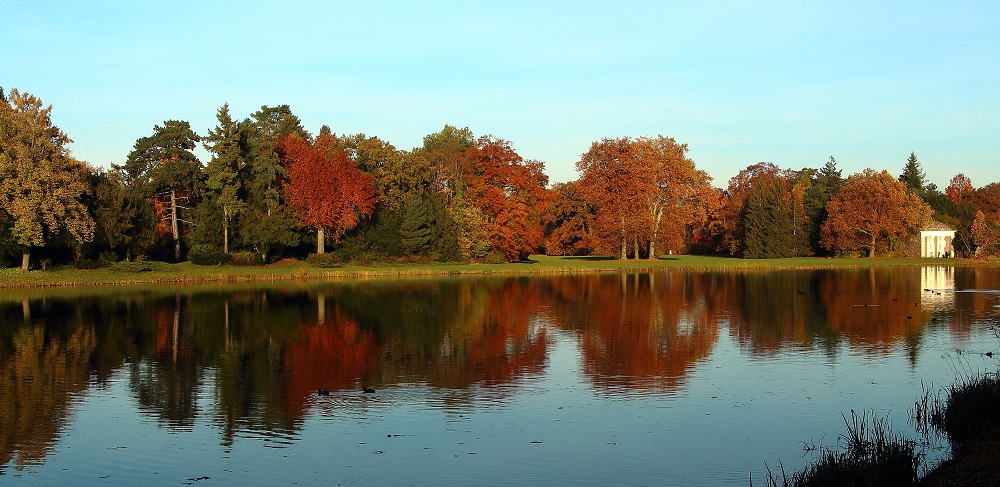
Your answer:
(1, 266), (998, 485)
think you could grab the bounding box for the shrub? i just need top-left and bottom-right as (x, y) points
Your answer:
(481, 251), (508, 264)
(306, 253), (343, 268)
(109, 261), (170, 273)
(350, 252), (386, 266)
(188, 245), (231, 266)
(74, 258), (108, 270)
(230, 251), (265, 267)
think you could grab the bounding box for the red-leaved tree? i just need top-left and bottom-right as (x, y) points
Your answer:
(278, 130), (376, 253)
(463, 136), (549, 261)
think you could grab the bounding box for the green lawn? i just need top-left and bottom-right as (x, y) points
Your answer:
(0, 254), (980, 290)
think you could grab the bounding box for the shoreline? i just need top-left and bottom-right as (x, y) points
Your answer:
(0, 255), (983, 290)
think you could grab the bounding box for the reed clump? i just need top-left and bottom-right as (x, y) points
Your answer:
(912, 323), (1000, 451)
(760, 410), (921, 487)
(926, 371), (1000, 450)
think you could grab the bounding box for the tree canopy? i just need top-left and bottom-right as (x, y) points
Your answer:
(7, 87), (1000, 268)
(0, 88), (94, 270)
(821, 169), (930, 257)
(278, 130), (376, 253)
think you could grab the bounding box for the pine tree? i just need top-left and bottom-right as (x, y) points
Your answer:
(898, 152), (926, 193)
(202, 104), (245, 253)
(121, 120), (202, 262)
(236, 105), (308, 261)
(400, 196), (433, 255)
(741, 180), (795, 258)
(804, 156), (845, 254)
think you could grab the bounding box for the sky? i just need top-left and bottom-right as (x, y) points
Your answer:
(4, 0), (998, 189)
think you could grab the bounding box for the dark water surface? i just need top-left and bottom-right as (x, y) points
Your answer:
(2, 267), (998, 485)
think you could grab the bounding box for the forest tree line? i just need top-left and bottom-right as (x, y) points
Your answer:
(2, 87), (999, 271)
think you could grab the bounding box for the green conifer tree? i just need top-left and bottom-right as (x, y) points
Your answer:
(898, 152), (926, 193)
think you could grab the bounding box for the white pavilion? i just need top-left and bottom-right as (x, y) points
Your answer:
(919, 220), (956, 258)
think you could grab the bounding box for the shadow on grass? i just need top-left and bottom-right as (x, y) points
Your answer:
(557, 255), (683, 261)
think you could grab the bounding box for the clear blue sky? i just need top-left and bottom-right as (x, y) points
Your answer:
(4, 1), (997, 189)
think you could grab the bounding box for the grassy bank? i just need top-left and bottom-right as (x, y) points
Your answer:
(0, 255), (973, 289)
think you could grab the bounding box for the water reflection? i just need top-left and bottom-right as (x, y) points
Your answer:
(1, 266), (997, 475)
(548, 272), (722, 393)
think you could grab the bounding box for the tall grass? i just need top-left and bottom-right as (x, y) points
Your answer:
(759, 410), (921, 487)
(912, 323), (1000, 451)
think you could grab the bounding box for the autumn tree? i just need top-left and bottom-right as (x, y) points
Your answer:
(543, 181), (597, 256)
(971, 211), (1000, 257)
(577, 138), (641, 258)
(0, 88), (94, 270)
(121, 120), (202, 262)
(463, 136), (550, 261)
(340, 134), (430, 210)
(634, 136), (715, 259)
(417, 125), (489, 260)
(945, 173), (974, 204)
(422, 125), (475, 195)
(577, 136), (715, 260)
(711, 162), (809, 257)
(278, 128), (376, 253)
(201, 104), (245, 253)
(821, 169), (931, 257)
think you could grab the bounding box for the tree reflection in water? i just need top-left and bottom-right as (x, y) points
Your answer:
(0, 266), (995, 474)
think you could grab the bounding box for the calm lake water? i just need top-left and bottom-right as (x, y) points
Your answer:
(2, 267), (999, 486)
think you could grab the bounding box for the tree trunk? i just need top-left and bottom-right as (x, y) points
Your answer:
(171, 189), (181, 262)
(223, 207), (230, 254)
(21, 249), (30, 272)
(869, 234), (877, 258)
(649, 206), (662, 260)
(317, 228), (325, 254)
(621, 234), (627, 260)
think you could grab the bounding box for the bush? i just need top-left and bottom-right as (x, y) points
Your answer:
(109, 261), (170, 273)
(306, 253), (343, 268)
(230, 251), (265, 267)
(350, 252), (386, 266)
(481, 251), (508, 264)
(188, 245), (231, 266)
(74, 258), (108, 270)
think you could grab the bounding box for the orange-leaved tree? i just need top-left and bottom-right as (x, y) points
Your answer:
(278, 129), (376, 254)
(945, 173), (974, 204)
(635, 136), (714, 259)
(463, 136), (549, 262)
(543, 181), (598, 256)
(971, 210), (1000, 257)
(820, 169), (930, 257)
(577, 137), (645, 259)
(578, 136), (713, 259)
